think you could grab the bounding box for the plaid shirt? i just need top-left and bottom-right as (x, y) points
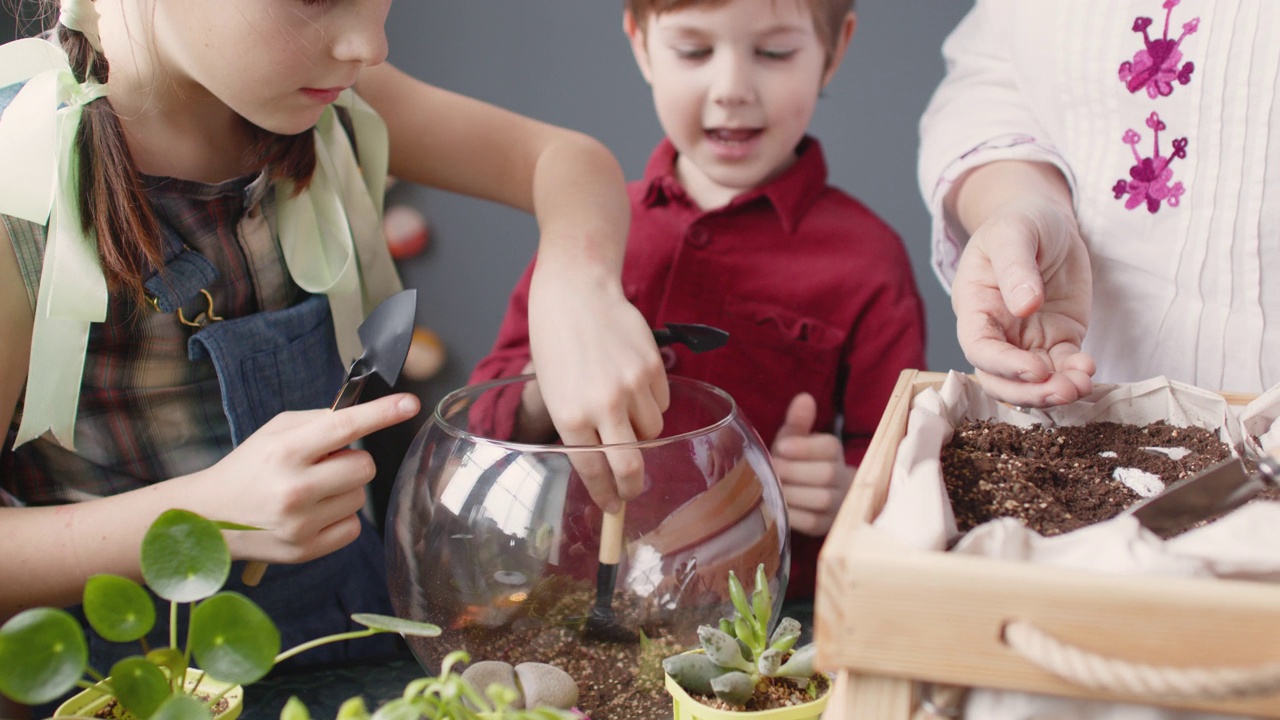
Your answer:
(2, 173), (305, 506)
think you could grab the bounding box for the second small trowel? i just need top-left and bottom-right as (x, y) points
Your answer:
(1129, 452), (1280, 539)
(242, 289), (418, 586)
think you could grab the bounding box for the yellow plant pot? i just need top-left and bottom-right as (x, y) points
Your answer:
(663, 670), (830, 720)
(54, 667), (244, 720)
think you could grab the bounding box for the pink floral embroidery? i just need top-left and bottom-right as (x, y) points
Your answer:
(1113, 112), (1188, 213)
(1118, 0), (1200, 98)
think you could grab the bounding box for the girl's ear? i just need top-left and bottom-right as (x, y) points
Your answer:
(623, 9), (654, 85)
(821, 11), (858, 89)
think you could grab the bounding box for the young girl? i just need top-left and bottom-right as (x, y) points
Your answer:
(0, 0), (668, 676)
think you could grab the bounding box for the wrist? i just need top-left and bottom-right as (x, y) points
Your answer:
(948, 160), (1075, 239)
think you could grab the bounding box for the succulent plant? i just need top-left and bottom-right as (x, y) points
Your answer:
(661, 564), (818, 706)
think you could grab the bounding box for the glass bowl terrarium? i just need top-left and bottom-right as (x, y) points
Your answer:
(386, 375), (790, 720)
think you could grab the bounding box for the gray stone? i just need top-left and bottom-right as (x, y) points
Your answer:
(514, 662), (579, 710)
(461, 660), (521, 709)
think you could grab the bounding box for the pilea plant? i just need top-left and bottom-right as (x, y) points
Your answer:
(279, 651), (581, 720)
(661, 564), (819, 707)
(0, 508), (442, 720)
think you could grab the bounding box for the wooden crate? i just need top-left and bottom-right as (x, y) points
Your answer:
(815, 369), (1280, 718)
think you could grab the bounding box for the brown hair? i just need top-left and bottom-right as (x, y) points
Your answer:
(49, 14), (317, 306)
(625, 0), (854, 60)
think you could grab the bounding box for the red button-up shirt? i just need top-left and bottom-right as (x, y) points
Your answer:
(471, 136), (927, 600)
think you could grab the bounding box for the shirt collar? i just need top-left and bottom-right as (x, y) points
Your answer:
(639, 135), (828, 234)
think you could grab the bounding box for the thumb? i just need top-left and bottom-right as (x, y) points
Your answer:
(774, 393), (816, 447)
(979, 214), (1047, 319)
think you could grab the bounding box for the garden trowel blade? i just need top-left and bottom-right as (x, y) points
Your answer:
(1128, 457), (1256, 539)
(653, 323), (729, 353)
(355, 288), (417, 386)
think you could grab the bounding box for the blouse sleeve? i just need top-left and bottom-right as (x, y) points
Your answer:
(918, 0), (1078, 290)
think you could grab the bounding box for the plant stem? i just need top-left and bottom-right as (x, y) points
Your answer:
(169, 602), (178, 651)
(273, 628), (384, 664)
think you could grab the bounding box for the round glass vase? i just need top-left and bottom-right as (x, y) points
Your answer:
(385, 375), (791, 720)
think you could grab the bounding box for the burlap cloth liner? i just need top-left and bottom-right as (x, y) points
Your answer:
(873, 371), (1280, 720)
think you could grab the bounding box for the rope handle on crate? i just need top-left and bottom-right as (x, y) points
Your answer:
(1004, 620), (1280, 699)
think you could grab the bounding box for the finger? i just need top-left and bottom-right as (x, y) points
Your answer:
(598, 419), (645, 502)
(564, 441), (623, 513)
(304, 512), (365, 561)
(974, 367), (1084, 407)
(306, 448), (379, 499)
(309, 485), (369, 532)
(773, 393), (817, 445)
(776, 458), (842, 492)
(773, 433), (843, 465)
(297, 393), (420, 462)
(784, 507), (827, 537)
(629, 385), (665, 442)
(649, 361), (671, 415)
(781, 480), (843, 515)
(977, 217), (1046, 318)
(967, 336), (1053, 384)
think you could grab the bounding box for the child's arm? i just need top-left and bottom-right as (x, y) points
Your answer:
(357, 64), (667, 507)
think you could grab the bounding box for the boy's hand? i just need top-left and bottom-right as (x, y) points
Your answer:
(527, 264), (668, 513)
(770, 393), (853, 537)
(199, 393), (420, 563)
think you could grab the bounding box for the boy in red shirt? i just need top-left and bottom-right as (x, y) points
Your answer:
(471, 0), (926, 605)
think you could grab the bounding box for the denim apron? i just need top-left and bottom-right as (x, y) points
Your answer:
(68, 216), (401, 684)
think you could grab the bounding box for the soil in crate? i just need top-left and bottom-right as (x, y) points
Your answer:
(940, 419), (1242, 536)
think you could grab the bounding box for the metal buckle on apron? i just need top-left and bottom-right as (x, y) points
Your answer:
(147, 288), (223, 328)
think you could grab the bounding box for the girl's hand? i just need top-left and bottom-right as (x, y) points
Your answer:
(193, 393), (420, 563)
(526, 259), (668, 513)
(770, 393), (853, 537)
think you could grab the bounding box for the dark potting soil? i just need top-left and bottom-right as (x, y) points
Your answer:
(941, 419), (1237, 535)
(411, 575), (687, 720)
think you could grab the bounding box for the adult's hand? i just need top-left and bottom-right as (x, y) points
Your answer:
(948, 162), (1096, 407)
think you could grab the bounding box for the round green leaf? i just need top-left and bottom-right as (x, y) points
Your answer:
(141, 510), (230, 603)
(109, 657), (170, 719)
(189, 593), (279, 685)
(151, 693), (214, 720)
(145, 648), (188, 682)
(281, 696), (313, 720)
(84, 574), (156, 642)
(350, 614), (441, 638)
(0, 608), (88, 705)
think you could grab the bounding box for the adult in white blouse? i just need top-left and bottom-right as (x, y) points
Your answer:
(920, 0), (1280, 407)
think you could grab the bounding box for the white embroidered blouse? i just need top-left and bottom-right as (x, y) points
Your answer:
(919, 0), (1280, 395)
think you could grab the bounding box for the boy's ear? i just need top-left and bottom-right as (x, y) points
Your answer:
(821, 11), (858, 89)
(623, 9), (655, 84)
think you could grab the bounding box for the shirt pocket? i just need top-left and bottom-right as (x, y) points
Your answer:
(709, 299), (845, 439)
